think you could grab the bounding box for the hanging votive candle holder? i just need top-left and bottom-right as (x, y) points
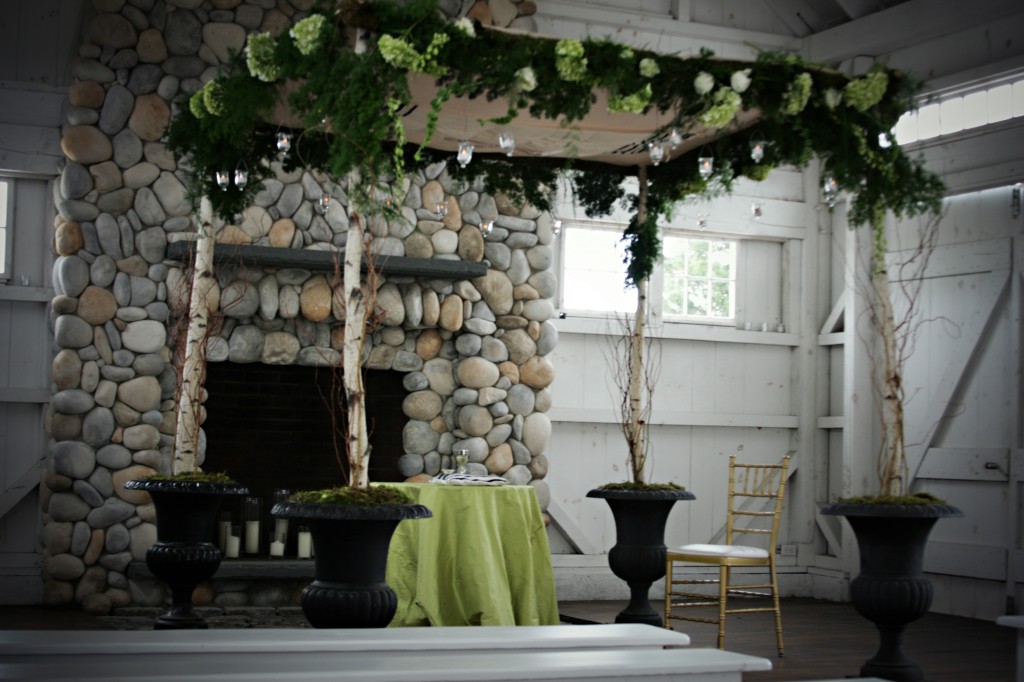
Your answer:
(751, 202), (763, 220)
(457, 140), (474, 168)
(648, 141), (666, 166)
(435, 201), (448, 218)
(668, 128), (683, 149)
(480, 220), (493, 238)
(234, 168), (248, 189)
(276, 131), (292, 153)
(698, 214), (708, 230)
(498, 131), (515, 157)
(552, 219), (562, 237)
(698, 156), (714, 180)
(750, 140), (766, 162)
(319, 194), (331, 213)
(822, 175), (839, 207)
(215, 171), (230, 191)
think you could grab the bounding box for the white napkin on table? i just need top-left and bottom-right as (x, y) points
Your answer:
(430, 473), (508, 486)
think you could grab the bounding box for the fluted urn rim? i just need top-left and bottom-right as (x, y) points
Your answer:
(124, 479), (250, 496)
(272, 500), (432, 521)
(587, 487), (696, 502)
(821, 501), (963, 518)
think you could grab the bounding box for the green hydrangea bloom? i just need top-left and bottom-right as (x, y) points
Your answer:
(698, 86), (742, 129)
(844, 70), (889, 112)
(515, 66), (537, 92)
(608, 83), (652, 114)
(378, 35), (419, 70)
(555, 39), (587, 82)
(782, 72), (812, 115)
(188, 90), (208, 119)
(619, 47), (634, 60)
(290, 14), (326, 56)
(639, 58), (660, 78)
(201, 80), (226, 117)
(246, 32), (281, 82)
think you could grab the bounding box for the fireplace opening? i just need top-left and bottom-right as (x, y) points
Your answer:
(201, 362), (408, 505)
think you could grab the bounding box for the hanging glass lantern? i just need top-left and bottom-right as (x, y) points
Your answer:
(276, 132), (292, 153)
(457, 141), (474, 168)
(215, 171), (230, 190)
(648, 141), (666, 166)
(822, 175), (839, 208)
(698, 156), (714, 179)
(552, 219), (562, 237)
(234, 169), (248, 189)
(435, 201), (448, 218)
(668, 128), (683, 149)
(750, 140), (766, 162)
(319, 194), (331, 212)
(751, 202), (763, 220)
(480, 220), (493, 237)
(697, 214), (708, 230)
(498, 131), (515, 157)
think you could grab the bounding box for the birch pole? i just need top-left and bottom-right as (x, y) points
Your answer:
(871, 218), (906, 497)
(343, 31), (370, 490)
(627, 166), (649, 484)
(173, 197), (218, 474)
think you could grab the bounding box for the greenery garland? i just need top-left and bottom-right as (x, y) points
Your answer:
(166, 0), (944, 287)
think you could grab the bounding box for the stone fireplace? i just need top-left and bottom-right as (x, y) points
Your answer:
(44, 0), (554, 614)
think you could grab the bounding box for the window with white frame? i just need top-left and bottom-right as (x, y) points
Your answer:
(661, 234), (737, 321)
(894, 73), (1024, 145)
(561, 222), (635, 314)
(0, 179), (10, 281)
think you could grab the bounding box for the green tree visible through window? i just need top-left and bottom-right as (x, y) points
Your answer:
(663, 236), (736, 320)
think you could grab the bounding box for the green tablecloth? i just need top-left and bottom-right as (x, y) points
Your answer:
(386, 483), (560, 627)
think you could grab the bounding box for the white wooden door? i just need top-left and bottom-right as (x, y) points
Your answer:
(0, 176), (54, 604)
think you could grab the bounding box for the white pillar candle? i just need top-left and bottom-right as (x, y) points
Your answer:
(269, 539), (285, 557)
(297, 530), (312, 559)
(244, 520), (260, 554)
(225, 534), (240, 558)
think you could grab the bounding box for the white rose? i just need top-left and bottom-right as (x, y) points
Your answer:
(730, 69), (752, 94)
(454, 17), (475, 37)
(824, 88), (842, 109)
(694, 71), (715, 95)
(515, 66), (537, 92)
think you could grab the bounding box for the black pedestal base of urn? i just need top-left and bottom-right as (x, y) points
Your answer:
(273, 500), (431, 629)
(124, 479), (249, 630)
(587, 488), (696, 627)
(822, 501), (963, 682)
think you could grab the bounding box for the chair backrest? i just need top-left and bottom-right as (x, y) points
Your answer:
(725, 455), (791, 548)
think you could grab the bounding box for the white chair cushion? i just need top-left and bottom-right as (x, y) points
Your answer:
(672, 543), (768, 559)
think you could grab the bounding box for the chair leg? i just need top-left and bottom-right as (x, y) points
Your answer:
(770, 565), (784, 657)
(716, 565), (728, 649)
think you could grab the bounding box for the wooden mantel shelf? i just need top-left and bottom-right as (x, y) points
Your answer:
(165, 242), (489, 280)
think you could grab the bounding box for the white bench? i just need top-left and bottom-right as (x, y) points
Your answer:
(998, 615), (1024, 682)
(0, 625), (772, 682)
(0, 624), (687, 656)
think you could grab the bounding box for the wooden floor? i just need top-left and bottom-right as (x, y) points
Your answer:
(1, 599), (1017, 681)
(558, 598), (1017, 681)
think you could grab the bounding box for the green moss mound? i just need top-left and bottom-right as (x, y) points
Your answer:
(290, 486), (413, 506)
(143, 471), (237, 484)
(599, 481), (685, 492)
(839, 491), (946, 505)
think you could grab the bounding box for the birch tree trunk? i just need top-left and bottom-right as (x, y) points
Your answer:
(871, 220), (906, 497)
(173, 197), (217, 474)
(343, 211), (370, 489)
(627, 166), (649, 484)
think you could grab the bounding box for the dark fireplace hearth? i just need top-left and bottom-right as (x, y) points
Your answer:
(201, 362), (407, 502)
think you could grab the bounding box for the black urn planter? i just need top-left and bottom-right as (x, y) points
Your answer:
(272, 500), (431, 628)
(124, 479), (249, 630)
(587, 488), (696, 626)
(822, 501), (963, 682)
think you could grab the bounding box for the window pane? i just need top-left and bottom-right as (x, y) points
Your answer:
(686, 279), (708, 316)
(562, 225), (634, 313)
(1014, 80), (1024, 118)
(939, 97), (963, 135)
(917, 103), (940, 140)
(893, 111), (917, 145)
(961, 91), (987, 129)
(687, 240), (708, 276)
(0, 182), (7, 278)
(710, 281), (733, 318)
(988, 84), (1012, 123)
